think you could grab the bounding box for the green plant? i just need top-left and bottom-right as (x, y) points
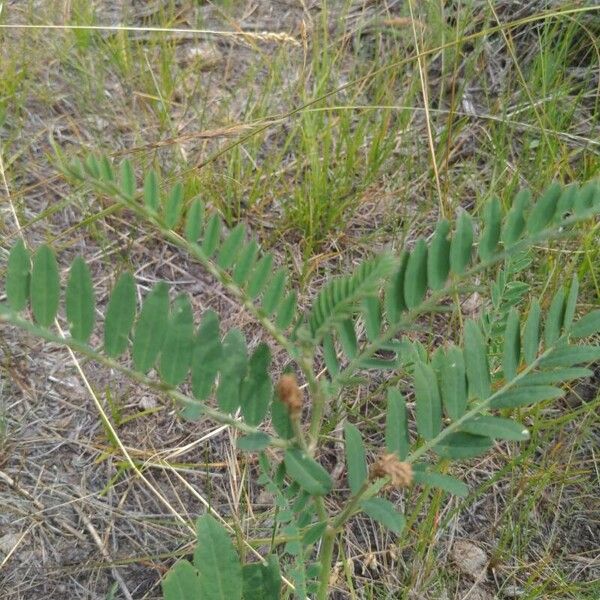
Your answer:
(2, 156), (600, 599)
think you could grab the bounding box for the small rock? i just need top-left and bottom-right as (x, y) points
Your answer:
(451, 539), (488, 578)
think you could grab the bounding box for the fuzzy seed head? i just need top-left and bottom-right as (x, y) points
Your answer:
(276, 374), (303, 416)
(370, 453), (413, 488)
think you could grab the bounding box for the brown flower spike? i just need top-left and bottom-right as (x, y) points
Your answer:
(276, 374), (303, 417)
(370, 453), (413, 488)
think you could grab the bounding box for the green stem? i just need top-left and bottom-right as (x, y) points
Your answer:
(316, 527), (336, 600)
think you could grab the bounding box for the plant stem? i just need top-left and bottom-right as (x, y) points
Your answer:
(316, 527), (336, 600)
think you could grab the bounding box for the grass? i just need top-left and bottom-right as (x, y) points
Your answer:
(0, 1), (599, 599)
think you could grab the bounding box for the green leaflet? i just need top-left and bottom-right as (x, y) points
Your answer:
(440, 345), (467, 421)
(544, 287), (565, 347)
(6, 239), (31, 311)
(261, 269), (286, 315)
(322, 333), (339, 376)
(427, 219), (450, 290)
(270, 397), (294, 439)
(403, 239), (428, 309)
(337, 319), (358, 358)
(360, 498), (405, 534)
(276, 292), (297, 329)
(247, 254), (273, 299)
(574, 181), (598, 215)
(412, 471), (469, 497)
(159, 294), (194, 386)
(164, 182), (184, 229)
(240, 343), (272, 426)
(362, 296), (381, 341)
(490, 385), (564, 408)
(464, 320), (491, 399)
(523, 299), (541, 364)
(539, 345), (600, 368)
(450, 210), (473, 275)
(30, 244), (60, 327)
(236, 432), (271, 452)
(132, 282), (170, 373)
(104, 272), (137, 358)
(527, 182), (560, 233)
(502, 188), (529, 246)
(66, 256), (95, 343)
(120, 159), (136, 199)
(461, 416), (529, 441)
(563, 275), (579, 332)
(184, 199), (204, 243)
(502, 308), (521, 381)
(190, 311), (222, 401)
(344, 422), (367, 494)
(217, 223), (246, 269)
(302, 522), (327, 545)
(478, 197), (502, 262)
(232, 241), (259, 286)
(385, 389), (409, 459)
(284, 449), (332, 496)
(99, 156), (113, 182)
(202, 213), (222, 257)
(524, 367), (592, 385)
(143, 169), (160, 212)
(162, 560), (201, 600)
(84, 154), (100, 178)
(216, 329), (247, 413)
(571, 310), (600, 338)
(193, 515), (243, 600)
(385, 250), (409, 322)
(414, 361), (442, 440)
(242, 556), (281, 600)
(556, 183), (577, 219)
(434, 432), (492, 459)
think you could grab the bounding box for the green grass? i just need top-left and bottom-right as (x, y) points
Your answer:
(0, 1), (599, 598)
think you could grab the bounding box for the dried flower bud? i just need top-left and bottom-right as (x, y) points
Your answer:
(370, 453), (413, 488)
(276, 374), (303, 417)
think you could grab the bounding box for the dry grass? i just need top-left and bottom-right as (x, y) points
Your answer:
(0, 1), (599, 599)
